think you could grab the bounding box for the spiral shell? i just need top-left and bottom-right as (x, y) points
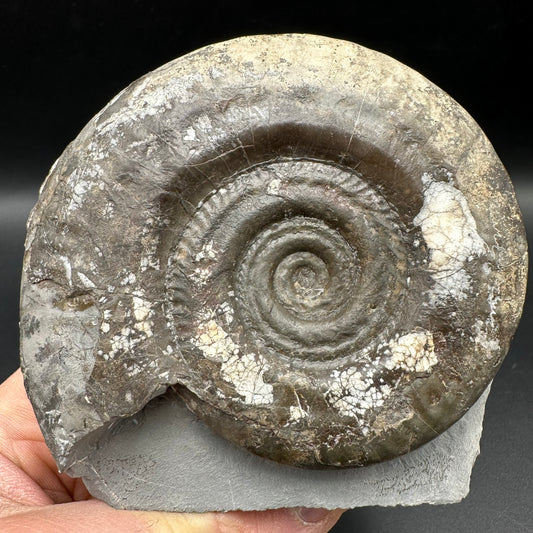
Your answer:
(20, 35), (527, 469)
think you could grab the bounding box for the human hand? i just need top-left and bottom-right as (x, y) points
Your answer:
(0, 369), (343, 532)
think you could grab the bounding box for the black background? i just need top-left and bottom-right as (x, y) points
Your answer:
(0, 2), (531, 532)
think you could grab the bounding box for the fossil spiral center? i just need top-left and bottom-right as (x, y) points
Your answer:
(275, 252), (328, 304)
(168, 159), (409, 364)
(239, 217), (358, 339)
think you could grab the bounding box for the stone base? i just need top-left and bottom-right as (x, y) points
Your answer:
(74, 386), (490, 512)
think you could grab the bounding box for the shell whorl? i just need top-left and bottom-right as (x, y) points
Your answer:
(20, 35), (527, 470)
(168, 160), (410, 362)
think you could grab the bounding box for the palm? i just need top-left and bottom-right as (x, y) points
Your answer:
(0, 370), (342, 532)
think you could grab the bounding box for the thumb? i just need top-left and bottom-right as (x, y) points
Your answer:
(137, 507), (344, 533)
(0, 501), (343, 533)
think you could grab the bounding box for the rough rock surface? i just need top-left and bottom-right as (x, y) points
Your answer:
(77, 386), (491, 511)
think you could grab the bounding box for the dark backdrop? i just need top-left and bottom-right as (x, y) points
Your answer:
(0, 2), (531, 532)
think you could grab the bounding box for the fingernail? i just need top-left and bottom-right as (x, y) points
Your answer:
(295, 507), (330, 524)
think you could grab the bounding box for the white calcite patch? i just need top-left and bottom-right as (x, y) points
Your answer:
(71, 180), (91, 208)
(141, 218), (161, 272)
(196, 114), (212, 132)
(385, 331), (437, 373)
(288, 404), (308, 424)
(471, 280), (501, 356)
(58, 255), (72, 285)
(140, 220), (160, 272)
(190, 241), (218, 285)
(472, 320), (500, 355)
(217, 301), (234, 326)
(65, 165), (103, 213)
(267, 178), (282, 195)
(66, 178), (90, 213)
(486, 283), (501, 327)
(87, 141), (107, 161)
(96, 72), (204, 136)
(110, 325), (142, 357)
(208, 66), (225, 79)
(326, 329), (436, 430)
(183, 127), (197, 141)
(104, 293), (154, 359)
(191, 266), (211, 285)
(132, 294), (154, 338)
(120, 272), (136, 286)
(102, 201), (115, 219)
(77, 272), (96, 289)
(193, 312), (273, 406)
(414, 173), (486, 303)
(194, 241), (217, 262)
(327, 366), (391, 421)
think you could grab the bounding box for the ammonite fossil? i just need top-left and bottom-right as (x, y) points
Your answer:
(20, 34), (527, 471)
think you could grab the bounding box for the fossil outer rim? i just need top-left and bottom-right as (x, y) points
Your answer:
(20, 34), (527, 470)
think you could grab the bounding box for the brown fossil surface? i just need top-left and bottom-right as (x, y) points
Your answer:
(20, 34), (527, 471)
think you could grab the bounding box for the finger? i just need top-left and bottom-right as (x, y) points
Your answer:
(1, 370), (345, 532)
(138, 506), (344, 533)
(0, 453), (53, 509)
(0, 500), (148, 533)
(0, 501), (343, 533)
(0, 370), (43, 443)
(0, 369), (89, 503)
